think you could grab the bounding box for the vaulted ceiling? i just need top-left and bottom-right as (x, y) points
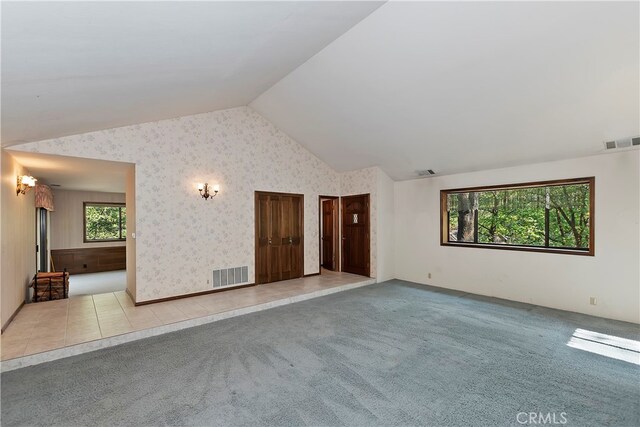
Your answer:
(2, 1), (638, 180)
(1, 1), (383, 145)
(252, 1), (639, 179)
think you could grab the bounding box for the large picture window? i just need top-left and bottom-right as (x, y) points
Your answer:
(83, 202), (126, 242)
(440, 177), (594, 255)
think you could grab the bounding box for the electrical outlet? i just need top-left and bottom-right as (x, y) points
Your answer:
(207, 279), (210, 285)
(590, 297), (597, 306)
(428, 273), (432, 279)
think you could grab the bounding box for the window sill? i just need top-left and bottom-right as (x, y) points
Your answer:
(440, 242), (594, 256)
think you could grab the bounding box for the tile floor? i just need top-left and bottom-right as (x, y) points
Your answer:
(1, 269), (371, 361)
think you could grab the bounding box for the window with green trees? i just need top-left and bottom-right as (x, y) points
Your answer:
(440, 177), (594, 255)
(84, 203), (126, 242)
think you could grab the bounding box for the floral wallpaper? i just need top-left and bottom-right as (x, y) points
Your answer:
(14, 107), (354, 301)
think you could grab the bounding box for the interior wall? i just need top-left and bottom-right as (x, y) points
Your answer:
(394, 150), (640, 323)
(1, 150), (36, 329)
(125, 166), (136, 301)
(13, 107), (342, 302)
(376, 168), (395, 281)
(50, 189), (126, 249)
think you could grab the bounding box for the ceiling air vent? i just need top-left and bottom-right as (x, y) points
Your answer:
(604, 137), (640, 150)
(416, 169), (436, 177)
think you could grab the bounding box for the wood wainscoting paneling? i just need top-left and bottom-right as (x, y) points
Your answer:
(51, 246), (126, 275)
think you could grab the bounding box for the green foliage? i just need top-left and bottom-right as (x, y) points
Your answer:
(447, 183), (590, 249)
(85, 205), (126, 241)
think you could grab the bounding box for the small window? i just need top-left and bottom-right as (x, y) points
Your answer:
(83, 202), (126, 242)
(440, 177), (594, 255)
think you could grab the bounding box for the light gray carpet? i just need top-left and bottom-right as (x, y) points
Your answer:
(2, 280), (639, 426)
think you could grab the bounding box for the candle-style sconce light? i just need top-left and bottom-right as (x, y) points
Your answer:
(197, 183), (220, 200)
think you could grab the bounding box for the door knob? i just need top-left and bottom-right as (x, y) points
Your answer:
(268, 239), (272, 244)
(289, 237), (293, 244)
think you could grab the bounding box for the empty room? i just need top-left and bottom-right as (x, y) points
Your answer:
(1, 1), (638, 426)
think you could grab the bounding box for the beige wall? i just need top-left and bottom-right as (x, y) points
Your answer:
(13, 107), (343, 302)
(125, 167), (136, 300)
(376, 167), (395, 282)
(1, 149), (36, 329)
(50, 189), (126, 250)
(10, 108), (392, 302)
(394, 151), (640, 323)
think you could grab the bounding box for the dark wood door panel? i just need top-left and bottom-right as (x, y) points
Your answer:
(290, 196), (303, 278)
(255, 192), (304, 285)
(256, 194), (271, 284)
(341, 194), (370, 277)
(321, 199), (335, 270)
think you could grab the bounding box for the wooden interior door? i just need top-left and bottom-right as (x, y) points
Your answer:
(283, 196), (303, 280)
(255, 193), (271, 284)
(269, 195), (284, 283)
(341, 194), (370, 277)
(255, 192), (304, 284)
(321, 199), (336, 270)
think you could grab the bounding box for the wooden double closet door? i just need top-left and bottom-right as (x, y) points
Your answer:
(255, 192), (304, 284)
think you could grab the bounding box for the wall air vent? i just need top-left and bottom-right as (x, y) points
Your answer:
(604, 137), (640, 150)
(213, 266), (248, 288)
(416, 169), (436, 177)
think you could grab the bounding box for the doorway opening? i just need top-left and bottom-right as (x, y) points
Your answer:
(319, 196), (339, 273)
(8, 151), (136, 299)
(341, 193), (370, 277)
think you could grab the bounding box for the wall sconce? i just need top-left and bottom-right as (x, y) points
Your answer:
(197, 183), (219, 200)
(16, 175), (37, 196)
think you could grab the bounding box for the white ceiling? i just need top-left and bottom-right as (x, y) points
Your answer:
(7, 150), (132, 193)
(1, 1), (383, 145)
(252, 1), (640, 180)
(3, 1), (638, 181)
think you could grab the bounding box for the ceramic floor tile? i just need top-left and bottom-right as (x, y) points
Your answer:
(171, 300), (210, 319)
(99, 319), (134, 337)
(65, 331), (102, 346)
(1, 272), (373, 363)
(148, 304), (190, 324)
(69, 296), (94, 305)
(100, 326), (133, 338)
(23, 337), (66, 356)
(1, 337), (30, 358)
(122, 307), (162, 330)
(1, 349), (26, 360)
(114, 291), (134, 308)
(128, 317), (163, 331)
(66, 321), (100, 335)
